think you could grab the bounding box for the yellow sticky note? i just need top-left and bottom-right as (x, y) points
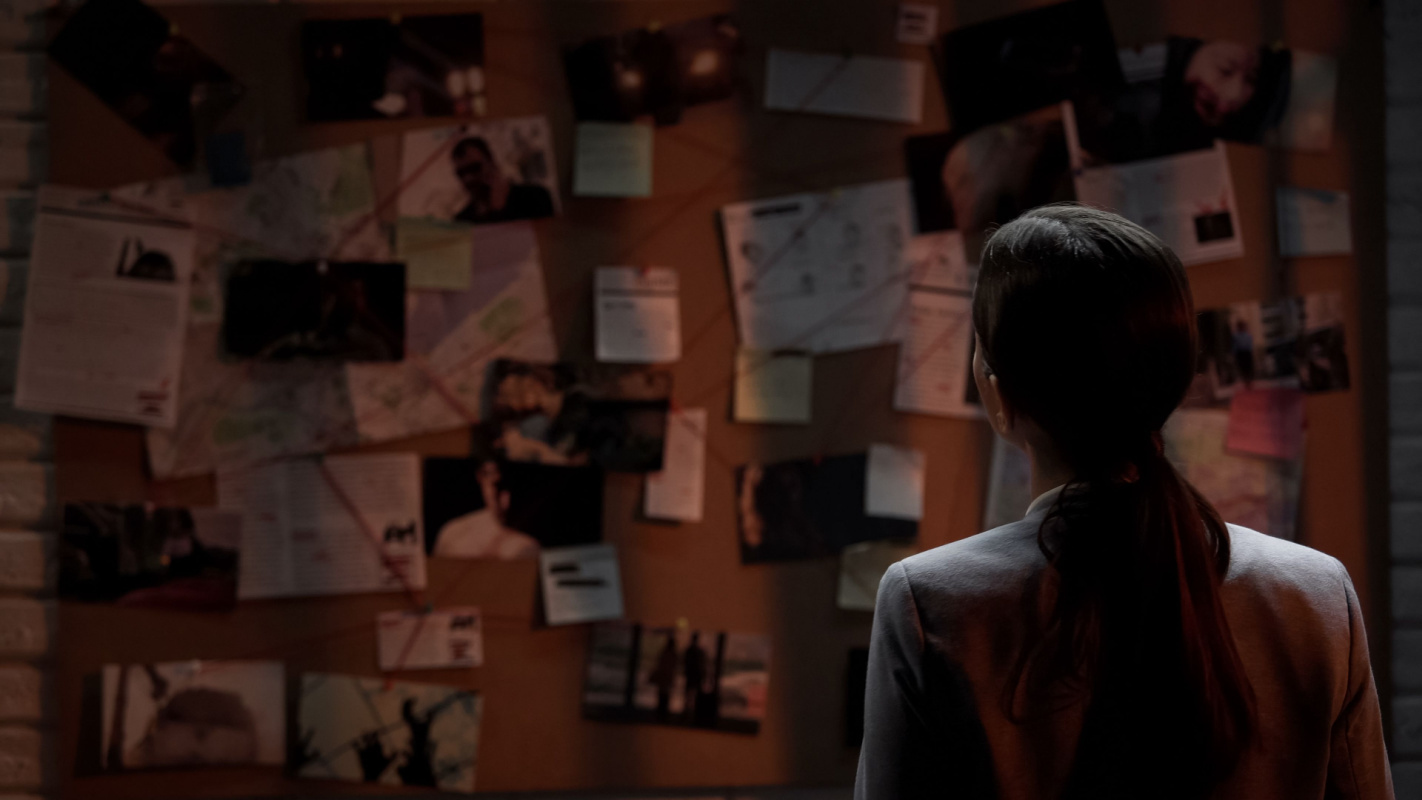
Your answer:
(396, 218), (473, 290)
(733, 348), (812, 423)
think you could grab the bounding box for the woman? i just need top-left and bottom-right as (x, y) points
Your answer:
(856, 206), (1390, 799)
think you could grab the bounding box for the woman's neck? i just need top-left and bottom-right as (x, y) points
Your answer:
(1026, 439), (1076, 500)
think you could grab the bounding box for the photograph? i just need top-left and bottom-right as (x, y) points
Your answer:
(423, 456), (603, 559)
(583, 621), (770, 734)
(1074, 38), (1318, 166)
(564, 14), (743, 126)
(303, 13), (486, 122)
(480, 358), (672, 472)
(934, 0), (1122, 133)
(59, 503), (241, 611)
(222, 260), (406, 362)
(736, 452), (920, 564)
(1197, 293), (1350, 399)
(48, 0), (244, 167)
(295, 673), (482, 792)
(399, 117), (559, 226)
(905, 103), (1075, 236)
(100, 660), (284, 771)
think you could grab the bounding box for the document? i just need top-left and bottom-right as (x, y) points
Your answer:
(733, 349), (812, 423)
(765, 49), (924, 124)
(895, 4), (939, 45)
(1226, 387), (1305, 460)
(892, 288), (979, 419)
(395, 218), (473, 290)
(866, 443), (926, 520)
(539, 543), (625, 626)
(720, 180), (912, 353)
(838, 540), (916, 611)
(644, 407), (708, 523)
(1067, 135), (1244, 266)
(573, 122), (653, 198)
(15, 186), (194, 427)
(377, 606), (483, 671)
(218, 452), (426, 600)
(595, 266), (681, 363)
(1164, 408), (1302, 541)
(1277, 187), (1351, 257)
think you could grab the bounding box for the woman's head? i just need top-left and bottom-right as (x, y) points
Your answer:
(972, 204), (1195, 481)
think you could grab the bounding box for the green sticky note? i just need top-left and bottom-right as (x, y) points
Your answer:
(396, 218), (473, 290)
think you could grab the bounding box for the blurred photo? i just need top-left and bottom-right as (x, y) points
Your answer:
(564, 14), (743, 126)
(736, 453), (919, 564)
(423, 456), (603, 559)
(905, 104), (1074, 235)
(60, 504), (241, 611)
(399, 118), (559, 225)
(101, 660), (283, 770)
(583, 621), (770, 734)
(934, 0), (1122, 132)
(48, 0), (243, 166)
(481, 359), (671, 472)
(1197, 292), (1350, 399)
(296, 673), (482, 792)
(303, 14), (486, 122)
(222, 260), (405, 362)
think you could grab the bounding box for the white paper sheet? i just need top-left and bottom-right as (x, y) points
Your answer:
(644, 407), (707, 522)
(1277, 186), (1351, 257)
(895, 4), (939, 45)
(733, 349), (812, 423)
(1066, 132), (1244, 266)
(218, 453), (426, 600)
(377, 606), (483, 671)
(573, 122), (653, 198)
(720, 180), (912, 353)
(539, 543), (624, 626)
(865, 443), (925, 520)
(765, 50), (924, 124)
(346, 222), (558, 444)
(15, 186), (194, 427)
(595, 266), (680, 363)
(892, 288), (979, 418)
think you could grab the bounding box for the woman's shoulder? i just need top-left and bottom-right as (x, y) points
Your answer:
(1223, 523), (1352, 598)
(895, 519), (1047, 602)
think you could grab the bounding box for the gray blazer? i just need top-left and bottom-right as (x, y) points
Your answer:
(855, 507), (1393, 799)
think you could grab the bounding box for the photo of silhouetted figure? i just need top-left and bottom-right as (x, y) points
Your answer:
(649, 636), (678, 720)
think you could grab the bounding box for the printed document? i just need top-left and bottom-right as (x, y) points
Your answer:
(595, 266), (680, 363)
(644, 407), (708, 522)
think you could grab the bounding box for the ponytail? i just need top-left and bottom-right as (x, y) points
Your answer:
(1004, 435), (1255, 798)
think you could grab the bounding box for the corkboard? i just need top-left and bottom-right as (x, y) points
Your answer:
(45, 0), (1386, 796)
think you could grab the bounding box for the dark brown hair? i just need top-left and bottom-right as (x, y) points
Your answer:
(973, 204), (1255, 798)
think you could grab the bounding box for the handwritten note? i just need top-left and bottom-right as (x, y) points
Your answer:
(1277, 186), (1351, 257)
(574, 122), (653, 198)
(395, 218), (473, 290)
(539, 543), (625, 626)
(595, 266), (681, 363)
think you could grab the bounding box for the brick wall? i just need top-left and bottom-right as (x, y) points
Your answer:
(1389, 0), (1422, 793)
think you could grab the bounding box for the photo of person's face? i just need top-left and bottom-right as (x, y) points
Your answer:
(453, 145), (498, 197)
(738, 465), (764, 549)
(494, 372), (560, 417)
(1184, 40), (1261, 128)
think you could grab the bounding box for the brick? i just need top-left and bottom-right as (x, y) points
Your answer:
(0, 532), (52, 594)
(1389, 238), (1422, 300)
(0, 664), (47, 723)
(1397, 629), (1422, 690)
(1396, 373), (1422, 433)
(0, 600), (51, 661)
(1395, 502), (1422, 560)
(1393, 438), (1422, 500)
(1392, 308), (1422, 368)
(0, 725), (45, 789)
(1394, 567), (1422, 623)
(1395, 761), (1422, 800)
